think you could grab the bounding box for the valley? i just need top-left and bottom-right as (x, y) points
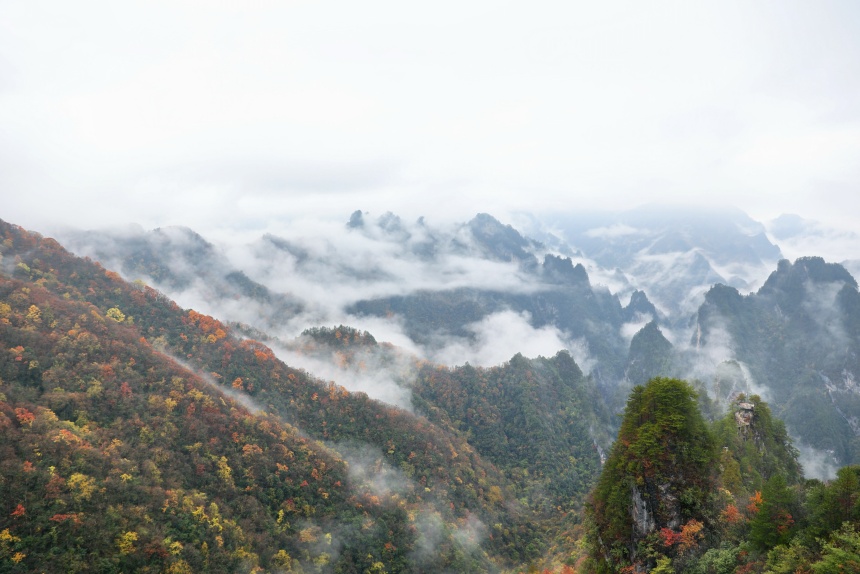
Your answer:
(3, 207), (860, 572)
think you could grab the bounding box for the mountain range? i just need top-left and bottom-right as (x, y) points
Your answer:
(53, 207), (860, 473)
(3, 206), (860, 570)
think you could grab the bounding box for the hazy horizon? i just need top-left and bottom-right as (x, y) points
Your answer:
(2, 2), (859, 236)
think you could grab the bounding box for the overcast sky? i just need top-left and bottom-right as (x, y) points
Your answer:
(2, 1), (859, 235)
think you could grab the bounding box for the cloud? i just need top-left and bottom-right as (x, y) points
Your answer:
(619, 250), (724, 317)
(62, 211), (623, 407)
(336, 442), (414, 498)
(409, 509), (448, 566)
(3, 2), (860, 235)
(158, 350), (266, 415)
(768, 215), (860, 268)
(620, 313), (653, 343)
(408, 507), (489, 569)
(802, 279), (853, 351)
(450, 512), (488, 553)
(585, 224), (643, 239)
(171, 157), (403, 195)
(272, 340), (417, 412)
(707, 258), (778, 294)
(683, 315), (772, 402)
(566, 337), (597, 376)
(568, 254), (633, 297)
(428, 310), (572, 367)
(219, 216), (543, 317)
(690, 318), (735, 372)
(621, 252), (774, 321)
(794, 441), (839, 481)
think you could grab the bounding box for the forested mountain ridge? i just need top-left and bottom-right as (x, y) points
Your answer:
(587, 378), (860, 574)
(692, 256), (860, 466)
(8, 211), (860, 571)
(57, 213), (662, 387)
(0, 236), (415, 571)
(0, 219), (607, 571)
(294, 324), (611, 507)
(53, 211), (860, 472)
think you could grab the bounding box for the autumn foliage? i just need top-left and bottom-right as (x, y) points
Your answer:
(0, 217), (565, 571)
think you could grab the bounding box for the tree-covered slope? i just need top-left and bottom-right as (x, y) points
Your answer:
(587, 378), (716, 572)
(583, 377), (860, 574)
(693, 257), (860, 464)
(412, 352), (607, 512)
(293, 324), (611, 564)
(0, 267), (413, 572)
(0, 218), (614, 571)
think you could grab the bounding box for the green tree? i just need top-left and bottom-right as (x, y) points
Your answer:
(587, 377), (716, 572)
(812, 523), (860, 574)
(692, 546), (740, 574)
(749, 474), (796, 550)
(712, 395), (802, 497)
(764, 539), (813, 574)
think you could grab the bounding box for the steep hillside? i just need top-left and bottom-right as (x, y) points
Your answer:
(60, 225), (305, 329)
(584, 378), (860, 574)
(291, 325), (610, 560)
(0, 260), (416, 572)
(0, 218), (607, 571)
(412, 351), (608, 515)
(693, 257), (860, 465)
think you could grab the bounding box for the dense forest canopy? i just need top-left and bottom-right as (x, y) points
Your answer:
(586, 378), (860, 574)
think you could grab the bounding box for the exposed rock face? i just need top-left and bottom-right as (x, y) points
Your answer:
(658, 483), (682, 529)
(735, 402), (754, 434)
(588, 378), (716, 570)
(824, 370), (860, 436)
(631, 484), (656, 537)
(630, 481), (682, 540)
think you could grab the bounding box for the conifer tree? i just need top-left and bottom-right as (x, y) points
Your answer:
(749, 474), (796, 550)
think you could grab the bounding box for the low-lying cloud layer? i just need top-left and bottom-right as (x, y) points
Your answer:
(60, 212), (590, 363)
(429, 310), (573, 367)
(272, 339), (417, 411)
(54, 207), (860, 480)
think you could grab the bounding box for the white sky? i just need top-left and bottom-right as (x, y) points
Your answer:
(2, 1), (859, 234)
